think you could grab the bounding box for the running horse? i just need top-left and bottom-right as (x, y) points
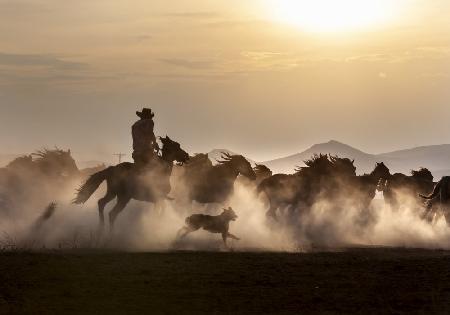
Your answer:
(181, 152), (256, 206)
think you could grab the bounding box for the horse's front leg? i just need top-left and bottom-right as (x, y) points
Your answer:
(98, 191), (115, 231)
(109, 196), (130, 234)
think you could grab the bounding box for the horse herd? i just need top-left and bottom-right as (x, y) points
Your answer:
(0, 136), (449, 234)
(73, 136), (449, 231)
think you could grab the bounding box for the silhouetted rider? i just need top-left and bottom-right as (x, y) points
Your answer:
(132, 108), (159, 166)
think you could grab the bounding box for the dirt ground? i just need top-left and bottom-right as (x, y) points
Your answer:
(1, 248), (450, 314)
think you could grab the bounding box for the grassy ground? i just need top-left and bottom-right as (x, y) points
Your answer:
(1, 248), (450, 314)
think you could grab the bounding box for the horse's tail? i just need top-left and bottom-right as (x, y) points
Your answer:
(420, 179), (442, 200)
(72, 167), (114, 204)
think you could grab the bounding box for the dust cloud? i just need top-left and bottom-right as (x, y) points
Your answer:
(0, 169), (449, 252)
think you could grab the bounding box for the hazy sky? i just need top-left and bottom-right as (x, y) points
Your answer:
(0, 0), (449, 162)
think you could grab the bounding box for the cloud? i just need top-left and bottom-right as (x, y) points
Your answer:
(205, 19), (270, 28)
(415, 46), (450, 55)
(345, 46), (450, 64)
(135, 35), (152, 42)
(345, 54), (391, 63)
(240, 51), (302, 71)
(162, 12), (220, 19)
(0, 52), (117, 87)
(0, 72), (119, 87)
(0, 52), (86, 70)
(418, 72), (450, 79)
(241, 51), (287, 61)
(159, 58), (215, 70)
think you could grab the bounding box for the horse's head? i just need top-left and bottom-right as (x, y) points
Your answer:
(253, 164), (272, 180)
(373, 162), (390, 180)
(411, 167), (433, 182)
(33, 148), (79, 177)
(159, 136), (189, 165)
(218, 153), (256, 180)
(329, 155), (356, 177)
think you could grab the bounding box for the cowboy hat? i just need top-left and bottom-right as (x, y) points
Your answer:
(136, 107), (154, 119)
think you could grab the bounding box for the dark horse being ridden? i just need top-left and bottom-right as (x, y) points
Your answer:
(73, 136), (189, 230)
(181, 152), (256, 205)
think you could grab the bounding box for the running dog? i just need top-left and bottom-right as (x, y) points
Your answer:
(176, 207), (240, 248)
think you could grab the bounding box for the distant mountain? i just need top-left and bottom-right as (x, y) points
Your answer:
(262, 140), (379, 174)
(378, 144), (450, 174)
(430, 169), (450, 180)
(258, 140), (450, 177)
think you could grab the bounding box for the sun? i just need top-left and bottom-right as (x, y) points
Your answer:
(268, 0), (402, 33)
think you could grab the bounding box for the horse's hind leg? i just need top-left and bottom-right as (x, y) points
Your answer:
(176, 227), (187, 239)
(265, 203), (278, 221)
(444, 209), (450, 227)
(98, 191), (115, 229)
(109, 196), (130, 233)
(176, 226), (190, 239)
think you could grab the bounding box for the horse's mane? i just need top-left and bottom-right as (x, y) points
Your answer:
(5, 149), (70, 170)
(6, 155), (33, 169)
(295, 153), (331, 174)
(254, 164), (271, 175)
(411, 167), (433, 182)
(216, 152), (246, 164)
(32, 148), (69, 162)
(329, 155), (352, 166)
(304, 153), (329, 167)
(295, 154), (356, 177)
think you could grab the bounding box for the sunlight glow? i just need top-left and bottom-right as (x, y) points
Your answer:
(268, 0), (404, 33)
